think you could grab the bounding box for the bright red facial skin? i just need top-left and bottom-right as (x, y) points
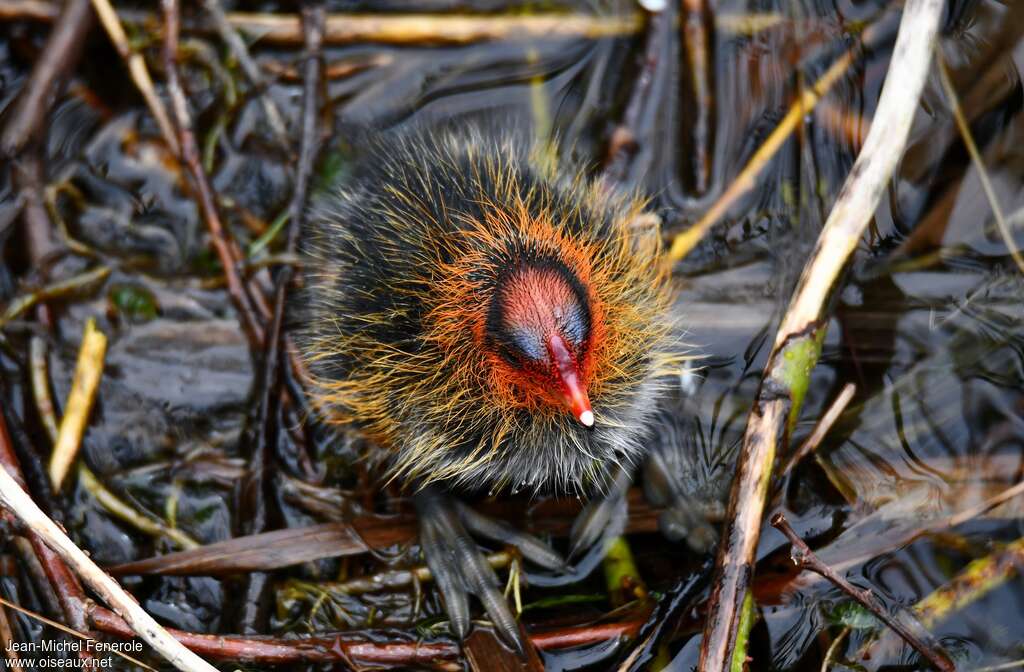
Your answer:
(496, 265), (594, 426)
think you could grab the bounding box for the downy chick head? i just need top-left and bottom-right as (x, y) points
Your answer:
(294, 126), (681, 494)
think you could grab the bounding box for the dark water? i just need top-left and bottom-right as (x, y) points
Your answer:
(0, 0), (1022, 670)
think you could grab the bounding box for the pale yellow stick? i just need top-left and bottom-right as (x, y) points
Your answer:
(48, 318), (107, 490)
(667, 46), (857, 262)
(89, 0), (181, 155)
(78, 465), (200, 549)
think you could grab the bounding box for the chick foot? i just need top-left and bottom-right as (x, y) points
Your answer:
(414, 486), (567, 652)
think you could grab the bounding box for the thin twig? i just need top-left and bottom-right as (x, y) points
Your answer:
(679, 0), (714, 195)
(161, 0), (266, 350)
(601, 7), (670, 184)
(48, 318), (106, 490)
(0, 594), (22, 672)
(0, 265), (110, 329)
(771, 514), (954, 671)
(936, 50), (1024, 275)
(0, 464), (218, 671)
(696, 0), (944, 668)
(780, 383), (855, 478)
(200, 0), (289, 147)
(89, 601), (643, 666)
(29, 336), (60, 443)
(79, 465), (199, 549)
(181, 12), (641, 46)
(89, 0), (180, 155)
(288, 552), (512, 600)
(820, 626), (850, 672)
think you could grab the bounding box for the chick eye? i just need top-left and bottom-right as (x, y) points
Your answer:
(508, 326), (547, 363)
(557, 302), (588, 349)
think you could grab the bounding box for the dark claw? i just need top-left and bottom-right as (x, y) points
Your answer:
(457, 501), (567, 571)
(415, 486), (559, 653)
(419, 509), (471, 638)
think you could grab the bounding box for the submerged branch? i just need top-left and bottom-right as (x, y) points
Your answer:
(772, 514), (954, 671)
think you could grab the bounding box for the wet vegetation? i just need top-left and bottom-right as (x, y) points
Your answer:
(0, 0), (1023, 670)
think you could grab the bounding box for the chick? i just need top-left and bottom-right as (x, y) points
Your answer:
(293, 125), (684, 649)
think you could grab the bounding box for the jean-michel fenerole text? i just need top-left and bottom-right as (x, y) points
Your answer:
(4, 639), (143, 663)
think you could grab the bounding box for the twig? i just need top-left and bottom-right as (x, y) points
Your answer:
(936, 51), (1024, 275)
(821, 626), (850, 672)
(0, 594), (22, 672)
(0, 464), (218, 671)
(161, 0), (266, 350)
(2, 3), (641, 45)
(183, 12), (641, 46)
(89, 0), (180, 155)
(915, 535), (1024, 631)
(287, 551), (512, 600)
(771, 514), (954, 671)
(0, 0), (93, 158)
(48, 318), (106, 490)
(232, 3), (325, 632)
(665, 13), (899, 263)
(200, 0), (289, 147)
(89, 602), (643, 666)
(79, 465), (199, 549)
(780, 383), (855, 478)
(696, 0), (944, 668)
(0, 596), (155, 671)
(0, 265), (110, 329)
(29, 336), (60, 443)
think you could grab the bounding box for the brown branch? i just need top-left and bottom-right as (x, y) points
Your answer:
(161, 0), (267, 350)
(89, 601), (644, 666)
(771, 514), (954, 671)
